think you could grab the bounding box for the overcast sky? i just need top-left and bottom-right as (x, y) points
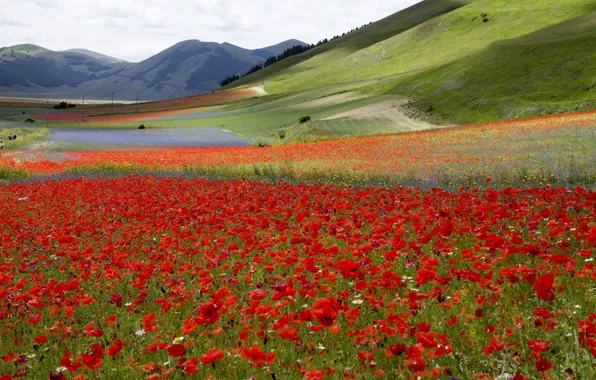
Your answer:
(0, 0), (419, 62)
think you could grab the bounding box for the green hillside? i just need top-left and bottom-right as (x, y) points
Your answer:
(226, 0), (476, 89)
(64, 49), (129, 64)
(374, 12), (596, 123)
(234, 0), (592, 93)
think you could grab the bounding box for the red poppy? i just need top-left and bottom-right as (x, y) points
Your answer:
(312, 297), (340, 327)
(198, 302), (220, 325)
(184, 357), (199, 375)
(240, 343), (276, 367)
(536, 358), (553, 372)
(528, 339), (551, 353)
(167, 344), (186, 358)
(279, 327), (299, 341)
(107, 339), (126, 357)
(386, 344), (407, 357)
(82, 323), (104, 337)
(534, 274), (556, 301)
(80, 343), (104, 370)
(200, 348), (224, 365)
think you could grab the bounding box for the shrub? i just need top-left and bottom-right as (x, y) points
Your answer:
(54, 102), (76, 109)
(299, 116), (311, 124)
(253, 138), (271, 148)
(278, 131), (286, 140)
(24, 118), (35, 123)
(138, 125), (146, 130)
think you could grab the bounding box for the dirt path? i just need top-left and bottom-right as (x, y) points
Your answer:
(251, 86), (268, 97)
(322, 100), (440, 132)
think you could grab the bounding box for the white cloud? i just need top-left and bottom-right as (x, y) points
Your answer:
(0, 0), (420, 62)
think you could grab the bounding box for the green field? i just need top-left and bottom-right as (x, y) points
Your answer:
(0, 126), (49, 150)
(53, 94), (404, 141)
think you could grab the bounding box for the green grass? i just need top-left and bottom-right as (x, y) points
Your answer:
(0, 106), (52, 118)
(24, 158), (596, 191)
(370, 12), (596, 124)
(0, 164), (28, 181)
(222, 79), (378, 112)
(0, 126), (49, 150)
(309, 119), (395, 138)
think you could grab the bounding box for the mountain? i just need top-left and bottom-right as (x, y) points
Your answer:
(75, 40), (280, 101)
(0, 44), (130, 90)
(0, 39), (306, 100)
(63, 49), (129, 64)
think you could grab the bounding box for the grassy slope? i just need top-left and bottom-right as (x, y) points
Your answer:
(374, 12), (596, 123)
(225, 0), (594, 125)
(226, 0), (475, 89)
(242, 0), (593, 94)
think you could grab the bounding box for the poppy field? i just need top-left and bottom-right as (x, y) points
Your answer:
(26, 87), (263, 124)
(0, 176), (595, 379)
(32, 106), (222, 124)
(1, 111), (595, 189)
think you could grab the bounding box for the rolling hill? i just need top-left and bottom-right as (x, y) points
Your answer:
(0, 44), (130, 90)
(224, 0), (477, 90)
(63, 49), (130, 64)
(226, 0), (596, 124)
(0, 39), (306, 100)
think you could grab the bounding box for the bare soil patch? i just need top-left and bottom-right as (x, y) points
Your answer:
(322, 100), (442, 132)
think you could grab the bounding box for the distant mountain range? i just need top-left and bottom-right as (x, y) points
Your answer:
(0, 39), (306, 100)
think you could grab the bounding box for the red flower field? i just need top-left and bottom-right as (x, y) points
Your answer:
(0, 176), (595, 379)
(2, 111), (595, 181)
(33, 106), (221, 124)
(27, 87), (262, 122)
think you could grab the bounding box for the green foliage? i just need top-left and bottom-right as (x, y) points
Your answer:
(54, 101), (76, 110)
(253, 138), (272, 147)
(0, 165), (28, 181)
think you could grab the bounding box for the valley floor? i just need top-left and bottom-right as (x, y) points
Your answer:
(0, 81), (595, 380)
